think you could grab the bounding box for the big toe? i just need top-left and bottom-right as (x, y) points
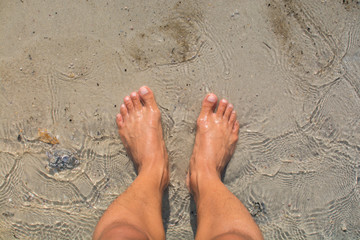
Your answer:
(138, 86), (158, 110)
(200, 93), (217, 116)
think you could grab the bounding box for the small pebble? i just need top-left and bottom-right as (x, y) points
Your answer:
(341, 223), (347, 232)
(231, 9), (240, 17)
(20, 67), (23, 71)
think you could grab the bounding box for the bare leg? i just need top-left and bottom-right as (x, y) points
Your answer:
(187, 94), (263, 240)
(93, 86), (169, 240)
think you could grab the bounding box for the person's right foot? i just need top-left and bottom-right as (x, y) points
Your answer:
(187, 93), (240, 194)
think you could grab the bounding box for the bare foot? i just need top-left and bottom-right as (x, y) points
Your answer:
(116, 86), (169, 189)
(187, 93), (240, 194)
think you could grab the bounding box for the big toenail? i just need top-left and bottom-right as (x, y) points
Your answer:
(140, 87), (149, 95)
(207, 94), (216, 103)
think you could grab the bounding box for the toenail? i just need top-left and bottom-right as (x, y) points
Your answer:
(124, 96), (130, 101)
(131, 92), (137, 98)
(207, 94), (216, 103)
(140, 86), (149, 95)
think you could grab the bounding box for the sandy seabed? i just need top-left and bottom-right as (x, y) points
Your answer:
(0, 0), (359, 239)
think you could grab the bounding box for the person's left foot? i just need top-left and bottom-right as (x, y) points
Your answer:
(116, 86), (169, 190)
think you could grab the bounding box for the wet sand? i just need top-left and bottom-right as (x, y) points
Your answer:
(0, 0), (359, 239)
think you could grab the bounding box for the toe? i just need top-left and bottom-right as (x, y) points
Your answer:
(229, 110), (237, 124)
(124, 96), (134, 113)
(130, 92), (142, 111)
(216, 99), (228, 118)
(224, 104), (233, 119)
(232, 120), (240, 133)
(120, 104), (128, 118)
(138, 86), (158, 110)
(116, 113), (124, 128)
(200, 93), (217, 116)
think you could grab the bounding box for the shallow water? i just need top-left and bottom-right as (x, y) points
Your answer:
(0, 0), (359, 239)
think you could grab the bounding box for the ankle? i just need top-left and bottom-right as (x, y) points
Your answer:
(189, 161), (222, 196)
(138, 162), (169, 191)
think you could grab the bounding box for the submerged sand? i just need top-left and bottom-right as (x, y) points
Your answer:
(0, 0), (359, 239)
